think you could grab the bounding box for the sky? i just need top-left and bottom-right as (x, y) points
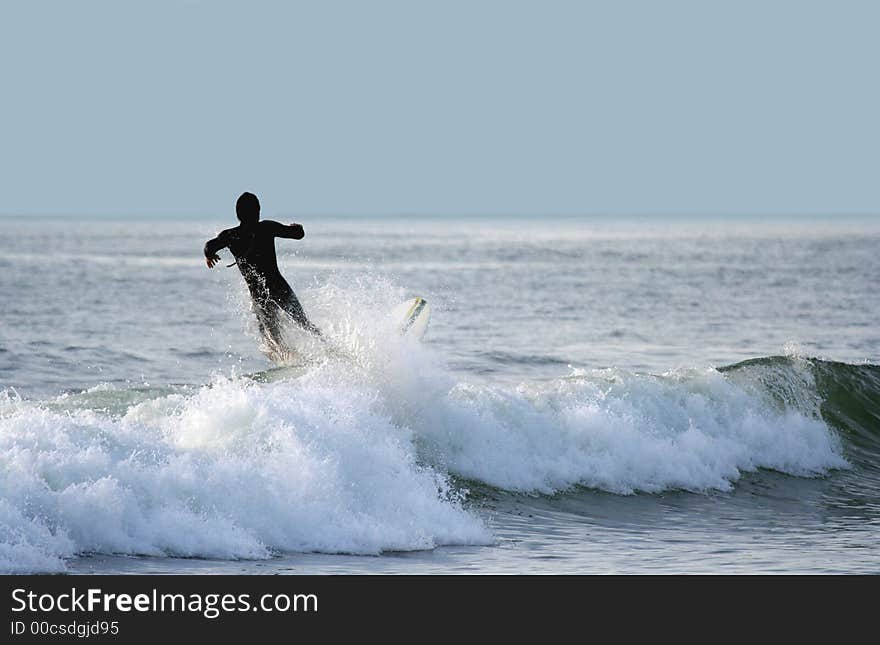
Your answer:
(1, 0), (878, 217)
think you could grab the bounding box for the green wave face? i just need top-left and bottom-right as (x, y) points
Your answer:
(721, 356), (880, 469)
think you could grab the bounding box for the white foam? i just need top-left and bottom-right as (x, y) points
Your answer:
(0, 378), (491, 574)
(407, 367), (847, 495)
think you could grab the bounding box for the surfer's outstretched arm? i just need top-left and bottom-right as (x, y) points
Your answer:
(203, 230), (231, 268)
(265, 220), (305, 240)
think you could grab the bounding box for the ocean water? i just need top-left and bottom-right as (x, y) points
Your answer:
(1, 213), (878, 574)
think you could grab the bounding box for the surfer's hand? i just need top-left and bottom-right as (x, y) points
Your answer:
(206, 254), (220, 268)
(289, 223), (305, 239)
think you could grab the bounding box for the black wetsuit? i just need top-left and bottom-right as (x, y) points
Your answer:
(204, 220), (320, 349)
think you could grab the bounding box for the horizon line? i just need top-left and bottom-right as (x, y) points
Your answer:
(2, 211), (879, 219)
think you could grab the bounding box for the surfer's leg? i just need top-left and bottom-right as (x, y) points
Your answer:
(254, 301), (288, 353)
(276, 289), (322, 336)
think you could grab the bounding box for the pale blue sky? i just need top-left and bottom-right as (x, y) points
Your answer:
(1, 1), (878, 216)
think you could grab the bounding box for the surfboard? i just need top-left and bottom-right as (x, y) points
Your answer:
(391, 296), (431, 340)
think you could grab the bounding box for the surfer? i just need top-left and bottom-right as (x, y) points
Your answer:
(204, 192), (321, 354)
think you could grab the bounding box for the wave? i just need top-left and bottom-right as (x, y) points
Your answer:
(721, 356), (880, 466)
(417, 359), (849, 495)
(1, 280), (874, 572)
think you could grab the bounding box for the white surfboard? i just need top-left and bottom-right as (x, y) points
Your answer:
(391, 297), (431, 340)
